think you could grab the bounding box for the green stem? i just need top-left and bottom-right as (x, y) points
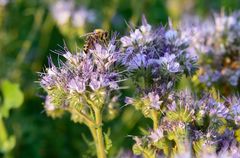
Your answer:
(0, 116), (8, 145)
(72, 109), (95, 127)
(151, 111), (159, 130)
(88, 125), (97, 145)
(94, 109), (106, 158)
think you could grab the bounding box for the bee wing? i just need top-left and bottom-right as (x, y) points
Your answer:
(79, 32), (95, 38)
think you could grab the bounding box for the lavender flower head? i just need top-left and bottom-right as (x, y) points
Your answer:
(122, 17), (198, 122)
(120, 16), (198, 90)
(39, 37), (120, 118)
(181, 12), (240, 90)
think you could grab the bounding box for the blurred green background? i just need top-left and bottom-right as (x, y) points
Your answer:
(0, 0), (240, 157)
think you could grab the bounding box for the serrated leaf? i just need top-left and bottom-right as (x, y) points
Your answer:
(0, 80), (24, 118)
(104, 129), (112, 153)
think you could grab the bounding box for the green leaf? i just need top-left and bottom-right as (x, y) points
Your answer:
(0, 80), (24, 118)
(104, 129), (112, 153)
(0, 135), (16, 153)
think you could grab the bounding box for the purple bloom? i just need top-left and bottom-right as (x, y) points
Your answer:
(44, 96), (56, 111)
(149, 128), (164, 142)
(89, 74), (101, 91)
(127, 53), (147, 70)
(229, 75), (239, 86)
(167, 62), (180, 73)
(227, 95), (240, 125)
(165, 29), (178, 43)
(120, 16), (196, 81)
(209, 102), (229, 118)
(39, 36), (121, 112)
(120, 36), (132, 47)
(68, 76), (86, 93)
(181, 12), (240, 89)
(125, 97), (135, 105)
(148, 92), (163, 110)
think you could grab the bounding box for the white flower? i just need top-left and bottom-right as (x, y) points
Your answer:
(0, 0), (8, 6)
(71, 8), (96, 27)
(51, 0), (73, 25)
(45, 96), (56, 111)
(72, 7), (88, 27)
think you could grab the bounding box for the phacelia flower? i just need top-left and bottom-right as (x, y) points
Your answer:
(120, 16), (198, 95)
(148, 128), (164, 142)
(39, 36), (121, 117)
(181, 12), (240, 92)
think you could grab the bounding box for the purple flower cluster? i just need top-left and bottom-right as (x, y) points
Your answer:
(181, 12), (240, 89)
(120, 16), (198, 88)
(122, 17), (198, 121)
(132, 90), (240, 157)
(39, 37), (120, 113)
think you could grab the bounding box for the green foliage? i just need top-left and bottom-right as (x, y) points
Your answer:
(104, 129), (112, 153)
(0, 80), (24, 118)
(0, 80), (23, 156)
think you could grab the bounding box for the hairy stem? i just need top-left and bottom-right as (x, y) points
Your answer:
(89, 125), (97, 145)
(72, 109), (95, 127)
(94, 108), (106, 158)
(151, 111), (159, 130)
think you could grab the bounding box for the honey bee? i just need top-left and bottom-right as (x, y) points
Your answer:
(82, 29), (109, 53)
